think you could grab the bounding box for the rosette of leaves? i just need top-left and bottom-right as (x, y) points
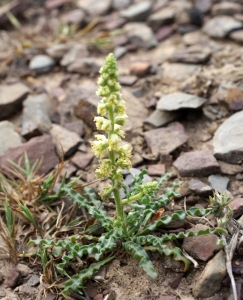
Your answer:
(30, 54), (227, 299)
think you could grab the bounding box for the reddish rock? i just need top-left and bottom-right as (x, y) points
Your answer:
(129, 61), (151, 76)
(215, 84), (243, 111)
(189, 178), (213, 196)
(93, 294), (103, 300)
(147, 164), (166, 176)
(229, 198), (243, 218)
(155, 26), (173, 42)
(173, 150), (220, 177)
(218, 160), (243, 175)
(182, 224), (218, 261)
(0, 135), (59, 175)
(71, 149), (94, 170)
(6, 268), (22, 288)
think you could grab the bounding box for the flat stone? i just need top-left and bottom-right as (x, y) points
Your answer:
(29, 55), (55, 74)
(144, 122), (188, 156)
(67, 58), (100, 75)
(103, 18), (127, 31)
(182, 224), (218, 261)
(120, 1), (151, 21)
(182, 30), (208, 46)
(114, 46), (127, 59)
(129, 61), (151, 76)
(173, 150), (220, 177)
(64, 121), (84, 137)
(212, 2), (243, 16)
(192, 251), (227, 298)
(113, 0), (131, 10)
(218, 160), (243, 175)
(17, 264), (32, 277)
(208, 174), (229, 193)
(203, 16), (243, 38)
(131, 152), (143, 166)
(60, 9), (85, 25)
(71, 149), (94, 169)
(157, 92), (207, 111)
(0, 121), (22, 155)
(45, 0), (71, 9)
(169, 45), (211, 64)
(123, 22), (157, 49)
(161, 63), (200, 84)
(195, 0), (212, 14)
(60, 44), (89, 67)
(0, 135), (59, 175)
(6, 268), (21, 288)
(16, 283), (38, 298)
(147, 6), (175, 31)
(41, 293), (57, 300)
(50, 124), (82, 157)
(26, 274), (40, 287)
(119, 75), (138, 86)
(21, 94), (52, 139)
(147, 164), (166, 176)
(155, 25), (173, 42)
(0, 83), (29, 120)
(215, 83), (243, 111)
(143, 109), (178, 128)
(60, 163), (77, 179)
(229, 198), (243, 218)
(213, 111), (243, 164)
(230, 29), (243, 43)
(46, 43), (73, 59)
(189, 178), (213, 196)
(77, 0), (112, 16)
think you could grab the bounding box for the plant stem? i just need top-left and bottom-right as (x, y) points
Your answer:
(121, 192), (143, 205)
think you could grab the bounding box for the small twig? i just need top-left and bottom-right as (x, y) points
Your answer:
(182, 249), (199, 268)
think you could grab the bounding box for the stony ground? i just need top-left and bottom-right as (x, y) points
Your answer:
(2, 0), (243, 299)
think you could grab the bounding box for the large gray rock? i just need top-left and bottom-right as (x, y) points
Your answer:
(147, 6), (175, 31)
(213, 111), (243, 164)
(29, 55), (55, 74)
(0, 121), (22, 155)
(21, 94), (52, 139)
(157, 92), (207, 111)
(161, 63), (200, 84)
(169, 45), (211, 64)
(121, 1), (151, 21)
(143, 109), (178, 128)
(123, 22), (157, 49)
(0, 83), (29, 120)
(203, 16), (242, 38)
(192, 251), (227, 298)
(208, 174), (229, 193)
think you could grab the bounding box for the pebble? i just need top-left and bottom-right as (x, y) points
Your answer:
(203, 16), (243, 38)
(129, 61), (151, 76)
(182, 224), (218, 261)
(173, 150), (220, 177)
(21, 94), (52, 139)
(67, 58), (100, 75)
(195, 0), (212, 14)
(77, 0), (112, 16)
(218, 160), (243, 175)
(188, 178), (213, 196)
(131, 152), (143, 166)
(16, 283), (38, 298)
(161, 63), (200, 84)
(123, 22), (157, 49)
(50, 124), (82, 157)
(183, 31), (208, 46)
(157, 92), (207, 111)
(230, 29), (243, 43)
(208, 175), (229, 193)
(143, 109), (178, 128)
(45, 0), (71, 9)
(26, 274), (40, 287)
(229, 198), (243, 218)
(147, 6), (175, 31)
(213, 111), (243, 164)
(215, 83), (243, 111)
(192, 251), (227, 298)
(155, 26), (173, 42)
(0, 121), (22, 155)
(0, 135), (59, 175)
(147, 164), (166, 176)
(71, 149), (94, 169)
(119, 75), (138, 86)
(46, 43), (73, 60)
(60, 44), (89, 67)
(60, 163), (77, 179)
(0, 83), (29, 120)
(29, 55), (55, 74)
(212, 2), (243, 16)
(120, 1), (151, 21)
(144, 122), (188, 156)
(64, 121), (85, 137)
(113, 0), (132, 10)
(169, 45), (211, 64)
(114, 46), (127, 59)
(60, 9), (85, 25)
(6, 268), (21, 288)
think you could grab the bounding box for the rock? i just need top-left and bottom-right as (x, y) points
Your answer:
(6, 268), (21, 288)
(173, 150), (220, 177)
(0, 135), (59, 175)
(67, 58), (100, 75)
(0, 121), (22, 155)
(120, 1), (151, 21)
(213, 111), (243, 164)
(183, 31), (208, 46)
(114, 46), (127, 59)
(113, 0), (131, 10)
(147, 7), (175, 31)
(169, 45), (211, 64)
(46, 43), (73, 60)
(21, 94), (52, 139)
(214, 84), (243, 111)
(161, 63), (200, 84)
(41, 293), (57, 300)
(71, 149), (94, 169)
(182, 224), (218, 261)
(130, 168), (152, 184)
(64, 121), (84, 137)
(60, 9), (85, 25)
(60, 44), (89, 67)
(26, 274), (40, 287)
(192, 251), (227, 298)
(45, 0), (71, 9)
(229, 198), (243, 218)
(155, 26), (173, 42)
(103, 18), (127, 31)
(123, 22), (157, 49)
(60, 163), (77, 179)
(143, 109), (178, 128)
(230, 29), (243, 42)
(129, 61), (151, 76)
(218, 160), (243, 175)
(147, 164), (166, 176)
(50, 124), (82, 157)
(77, 0), (112, 16)
(94, 294), (103, 300)
(29, 55), (55, 74)
(157, 92), (207, 111)
(189, 178), (213, 196)
(144, 122), (188, 156)
(16, 283), (38, 298)
(17, 264), (32, 277)
(131, 152), (143, 166)
(203, 16), (242, 38)
(119, 75), (138, 86)
(195, 0), (212, 14)
(0, 83), (29, 120)
(212, 2), (243, 16)
(208, 175), (229, 193)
